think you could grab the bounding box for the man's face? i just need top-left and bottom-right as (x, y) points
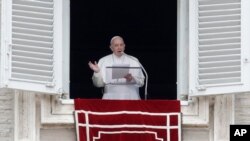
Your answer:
(110, 38), (125, 57)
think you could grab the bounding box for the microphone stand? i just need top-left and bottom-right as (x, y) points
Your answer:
(124, 53), (148, 100)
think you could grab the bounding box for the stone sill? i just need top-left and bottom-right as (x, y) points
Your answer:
(41, 96), (210, 127)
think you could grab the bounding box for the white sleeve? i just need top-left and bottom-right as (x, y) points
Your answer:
(92, 72), (105, 87)
(129, 57), (145, 87)
(92, 58), (106, 87)
(132, 72), (145, 87)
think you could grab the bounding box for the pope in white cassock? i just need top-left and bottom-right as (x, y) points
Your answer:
(88, 36), (145, 100)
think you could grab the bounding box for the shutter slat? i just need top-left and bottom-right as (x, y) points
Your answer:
(199, 5), (241, 11)
(199, 71), (240, 79)
(13, 4), (53, 14)
(13, 0), (53, 8)
(12, 67), (53, 76)
(199, 0), (240, 6)
(199, 43), (240, 50)
(13, 15), (53, 25)
(12, 61), (53, 71)
(199, 8), (240, 16)
(199, 24), (240, 31)
(199, 31), (240, 39)
(12, 67), (53, 77)
(199, 77), (241, 85)
(37, 0), (53, 3)
(199, 60), (240, 68)
(13, 33), (53, 42)
(199, 48), (240, 56)
(12, 50), (53, 59)
(13, 38), (53, 48)
(199, 55), (240, 62)
(199, 25), (240, 34)
(200, 46), (240, 52)
(12, 55), (53, 65)
(199, 37), (240, 45)
(13, 27), (53, 36)
(199, 14), (240, 22)
(13, 9), (53, 19)
(12, 44), (53, 54)
(199, 66), (241, 73)
(199, 20), (240, 28)
(12, 72), (53, 82)
(13, 21), (53, 30)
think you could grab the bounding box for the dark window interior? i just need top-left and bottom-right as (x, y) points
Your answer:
(70, 0), (177, 100)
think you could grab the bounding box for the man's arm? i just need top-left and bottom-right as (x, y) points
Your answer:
(92, 72), (105, 87)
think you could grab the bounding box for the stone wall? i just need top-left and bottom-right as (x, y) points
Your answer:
(0, 90), (14, 141)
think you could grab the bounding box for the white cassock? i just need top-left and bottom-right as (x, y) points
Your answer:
(92, 53), (145, 100)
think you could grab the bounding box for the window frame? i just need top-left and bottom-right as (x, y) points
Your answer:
(40, 0), (210, 127)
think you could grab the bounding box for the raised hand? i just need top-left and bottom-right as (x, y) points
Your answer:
(124, 73), (133, 82)
(88, 61), (100, 73)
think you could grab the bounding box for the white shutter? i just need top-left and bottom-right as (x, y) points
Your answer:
(0, 0), (69, 94)
(189, 0), (250, 96)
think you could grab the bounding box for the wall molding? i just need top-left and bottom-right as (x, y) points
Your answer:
(41, 95), (74, 125)
(41, 95), (210, 127)
(181, 97), (210, 126)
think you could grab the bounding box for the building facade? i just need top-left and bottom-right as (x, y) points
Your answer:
(1, 0), (250, 141)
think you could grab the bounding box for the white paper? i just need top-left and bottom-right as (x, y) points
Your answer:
(105, 64), (129, 84)
(111, 64), (130, 79)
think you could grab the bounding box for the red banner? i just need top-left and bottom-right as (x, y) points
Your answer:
(74, 99), (181, 141)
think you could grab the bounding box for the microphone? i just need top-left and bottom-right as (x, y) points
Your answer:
(123, 53), (148, 100)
